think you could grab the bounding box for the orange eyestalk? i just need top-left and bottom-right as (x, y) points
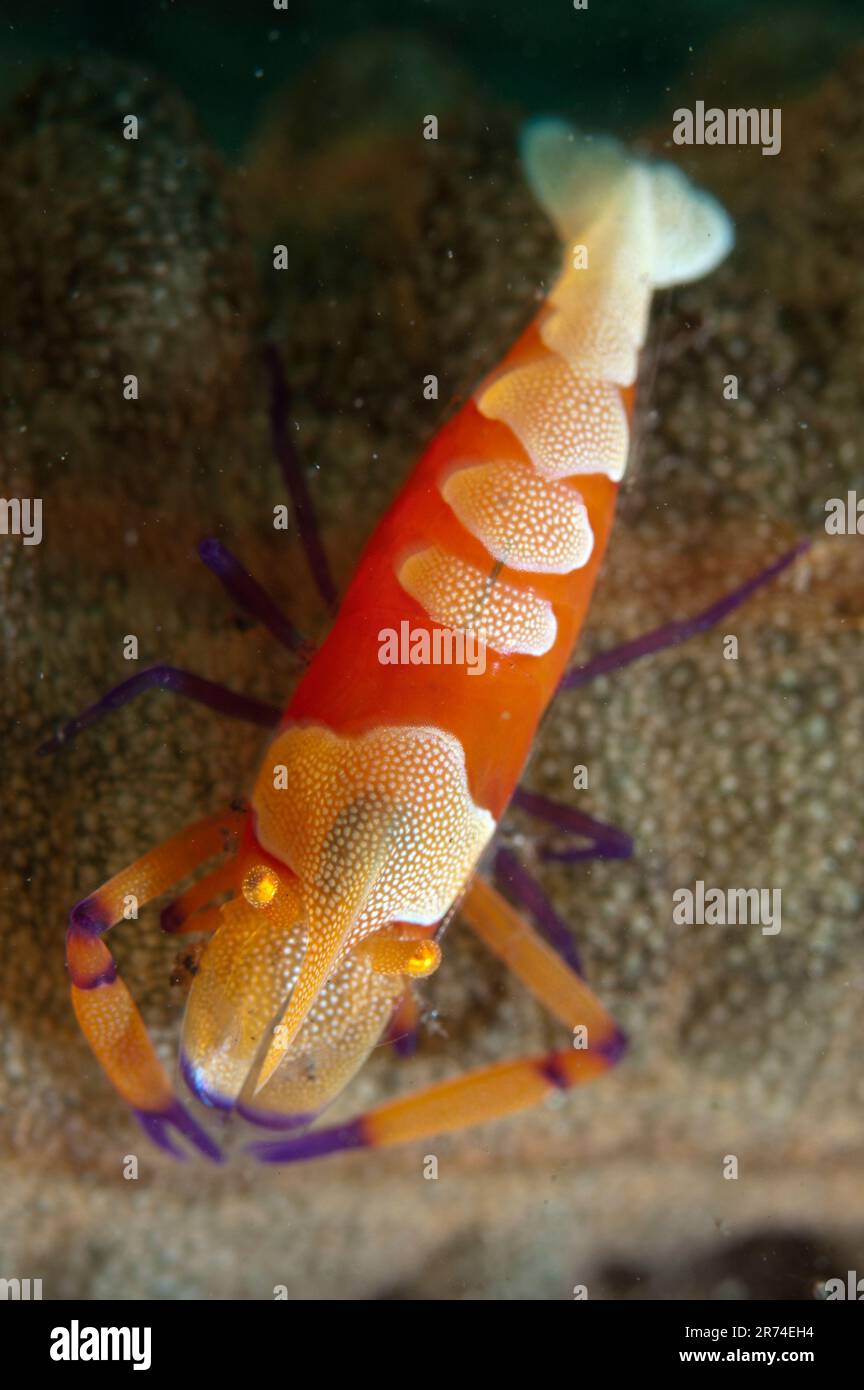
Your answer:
(361, 934), (442, 979)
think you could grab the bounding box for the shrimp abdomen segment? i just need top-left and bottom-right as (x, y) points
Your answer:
(284, 125), (733, 821)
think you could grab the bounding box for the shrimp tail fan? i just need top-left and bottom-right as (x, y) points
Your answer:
(521, 118), (734, 289)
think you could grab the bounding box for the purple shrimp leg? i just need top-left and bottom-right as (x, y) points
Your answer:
(38, 666), (280, 755)
(198, 537), (313, 658)
(264, 341), (338, 613)
(383, 989), (422, 1058)
(559, 539), (810, 692)
(493, 845), (585, 976)
(511, 788), (634, 865)
(501, 543), (810, 971)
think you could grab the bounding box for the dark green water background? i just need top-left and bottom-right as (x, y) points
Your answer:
(3, 0), (864, 152)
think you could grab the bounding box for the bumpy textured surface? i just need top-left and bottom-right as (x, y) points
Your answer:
(399, 546), (558, 656)
(442, 461), (595, 574)
(0, 57), (261, 478)
(478, 358), (631, 481)
(1, 39), (863, 1299)
(254, 724), (496, 940)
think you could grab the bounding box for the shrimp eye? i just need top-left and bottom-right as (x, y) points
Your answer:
(242, 864), (281, 908)
(404, 940), (441, 978)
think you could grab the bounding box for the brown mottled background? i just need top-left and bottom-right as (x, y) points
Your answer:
(1, 7), (862, 1299)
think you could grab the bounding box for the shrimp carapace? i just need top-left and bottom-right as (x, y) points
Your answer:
(61, 122), (737, 1158)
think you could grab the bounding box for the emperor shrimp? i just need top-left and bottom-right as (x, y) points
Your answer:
(46, 121), (805, 1163)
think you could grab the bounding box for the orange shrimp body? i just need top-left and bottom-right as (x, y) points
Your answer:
(67, 122), (733, 1157)
(178, 122), (733, 1132)
(281, 381), (620, 816)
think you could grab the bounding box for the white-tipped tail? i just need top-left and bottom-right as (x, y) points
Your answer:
(521, 118), (734, 291)
(475, 121), (733, 483)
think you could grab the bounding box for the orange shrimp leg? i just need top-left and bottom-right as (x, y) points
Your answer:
(159, 854), (246, 934)
(248, 876), (624, 1164)
(66, 807), (246, 1160)
(384, 987), (421, 1058)
(197, 536), (313, 658)
(493, 845), (586, 974)
(38, 666), (280, 755)
(459, 875), (623, 1044)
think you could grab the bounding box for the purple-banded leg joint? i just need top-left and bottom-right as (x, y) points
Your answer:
(133, 1099), (224, 1163)
(70, 897), (110, 937)
(594, 1027), (629, 1067)
(247, 1118), (368, 1164)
